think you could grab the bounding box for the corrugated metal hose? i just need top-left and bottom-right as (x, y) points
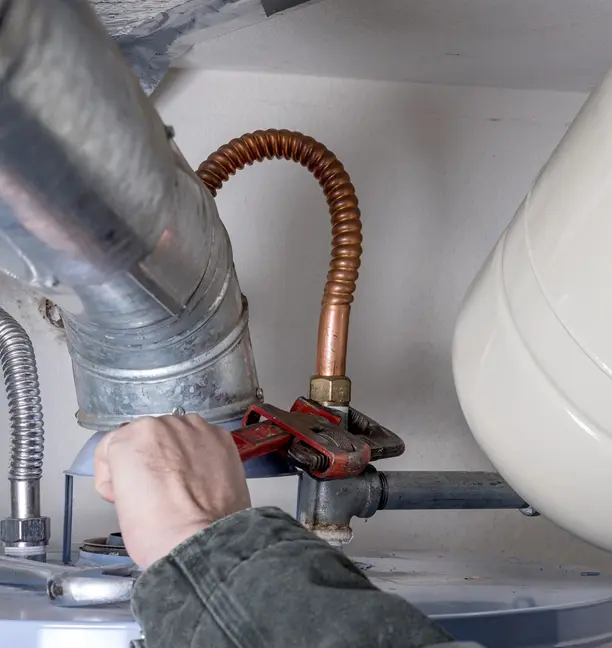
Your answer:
(0, 308), (44, 481)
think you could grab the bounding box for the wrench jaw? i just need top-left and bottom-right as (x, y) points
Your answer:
(235, 397), (405, 480)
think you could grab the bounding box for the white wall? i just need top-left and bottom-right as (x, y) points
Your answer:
(3, 70), (611, 568)
(182, 0), (612, 93)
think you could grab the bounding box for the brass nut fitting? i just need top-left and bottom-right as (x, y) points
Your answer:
(309, 376), (351, 406)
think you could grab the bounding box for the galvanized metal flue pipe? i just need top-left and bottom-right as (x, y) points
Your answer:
(0, 0), (260, 431)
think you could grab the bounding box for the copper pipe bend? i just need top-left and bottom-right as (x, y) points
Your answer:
(197, 129), (363, 378)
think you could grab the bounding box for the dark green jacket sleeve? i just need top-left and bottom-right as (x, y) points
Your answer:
(131, 507), (482, 648)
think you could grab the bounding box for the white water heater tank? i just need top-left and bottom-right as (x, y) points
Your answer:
(453, 67), (612, 552)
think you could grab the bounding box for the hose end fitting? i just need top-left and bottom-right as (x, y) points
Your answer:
(1, 515), (50, 560)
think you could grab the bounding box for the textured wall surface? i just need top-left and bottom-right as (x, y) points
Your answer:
(2, 70), (612, 569)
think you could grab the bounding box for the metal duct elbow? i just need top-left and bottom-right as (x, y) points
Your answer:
(0, 0), (259, 428)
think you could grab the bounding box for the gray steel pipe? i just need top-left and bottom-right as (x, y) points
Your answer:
(297, 469), (529, 545)
(0, 0), (259, 429)
(379, 471), (528, 510)
(0, 307), (49, 557)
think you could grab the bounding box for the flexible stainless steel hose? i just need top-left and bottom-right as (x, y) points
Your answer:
(0, 307), (49, 558)
(0, 308), (44, 483)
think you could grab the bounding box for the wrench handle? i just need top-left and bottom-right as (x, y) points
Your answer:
(232, 422), (291, 462)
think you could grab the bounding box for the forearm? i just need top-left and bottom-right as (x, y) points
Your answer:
(132, 507), (476, 648)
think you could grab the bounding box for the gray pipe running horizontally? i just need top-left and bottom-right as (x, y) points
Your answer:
(0, 0), (262, 551)
(0, 308), (49, 558)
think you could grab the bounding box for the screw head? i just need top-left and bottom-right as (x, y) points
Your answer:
(40, 299), (64, 329)
(172, 406), (186, 416)
(47, 581), (63, 600)
(256, 388), (264, 402)
(519, 505), (539, 517)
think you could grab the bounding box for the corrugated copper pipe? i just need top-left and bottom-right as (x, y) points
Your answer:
(197, 129), (363, 386)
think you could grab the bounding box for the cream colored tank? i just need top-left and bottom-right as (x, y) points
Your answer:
(453, 68), (612, 551)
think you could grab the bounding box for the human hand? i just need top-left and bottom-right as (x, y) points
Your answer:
(94, 414), (251, 569)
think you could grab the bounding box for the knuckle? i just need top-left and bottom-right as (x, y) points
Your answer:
(110, 416), (166, 449)
(136, 415), (161, 427)
(184, 413), (206, 426)
(137, 415), (173, 435)
(103, 427), (125, 451)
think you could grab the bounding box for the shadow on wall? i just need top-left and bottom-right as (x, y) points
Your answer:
(150, 68), (190, 104)
(344, 88), (485, 462)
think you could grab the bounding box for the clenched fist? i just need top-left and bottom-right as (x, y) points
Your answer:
(94, 414), (251, 569)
